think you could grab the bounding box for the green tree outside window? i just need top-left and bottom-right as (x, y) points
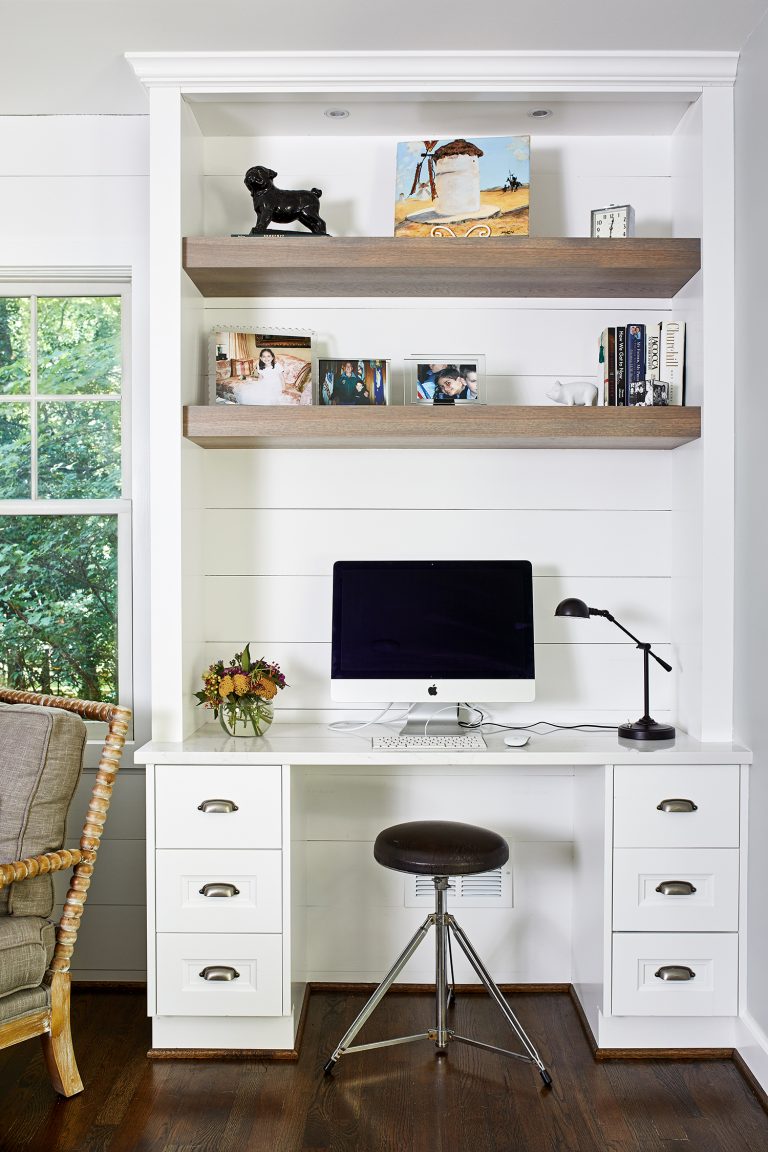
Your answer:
(0, 294), (123, 702)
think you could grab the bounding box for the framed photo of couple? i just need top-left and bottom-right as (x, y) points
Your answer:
(405, 356), (486, 404)
(210, 328), (314, 405)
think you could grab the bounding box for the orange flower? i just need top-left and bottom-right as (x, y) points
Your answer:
(253, 677), (277, 700)
(233, 673), (250, 696)
(219, 675), (235, 698)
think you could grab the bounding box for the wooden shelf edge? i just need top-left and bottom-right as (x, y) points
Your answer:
(183, 405), (702, 450)
(182, 236), (701, 299)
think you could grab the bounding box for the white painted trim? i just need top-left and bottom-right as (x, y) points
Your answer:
(699, 85), (736, 741)
(0, 268), (132, 285)
(737, 1011), (768, 1096)
(0, 499), (130, 514)
(125, 50), (739, 94)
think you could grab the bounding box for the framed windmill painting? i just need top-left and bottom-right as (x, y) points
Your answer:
(394, 136), (530, 238)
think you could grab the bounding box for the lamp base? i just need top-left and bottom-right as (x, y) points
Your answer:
(618, 718), (676, 743)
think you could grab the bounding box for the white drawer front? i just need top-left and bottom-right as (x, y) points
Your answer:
(155, 764), (282, 849)
(613, 764), (739, 848)
(155, 849), (283, 933)
(612, 932), (738, 1017)
(613, 848), (739, 932)
(156, 933), (283, 1016)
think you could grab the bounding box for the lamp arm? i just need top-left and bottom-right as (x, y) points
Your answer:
(592, 609), (672, 673)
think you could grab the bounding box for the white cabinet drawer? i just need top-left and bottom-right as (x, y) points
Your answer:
(156, 933), (283, 1016)
(155, 764), (282, 849)
(155, 849), (282, 933)
(613, 848), (739, 932)
(613, 764), (739, 848)
(612, 932), (737, 1016)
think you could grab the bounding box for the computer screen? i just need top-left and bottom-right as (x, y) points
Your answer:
(331, 560), (535, 706)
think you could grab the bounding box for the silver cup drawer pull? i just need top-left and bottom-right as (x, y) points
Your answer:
(655, 965), (696, 982)
(197, 799), (239, 814)
(656, 798), (698, 814)
(199, 882), (240, 898)
(199, 965), (240, 982)
(655, 880), (698, 896)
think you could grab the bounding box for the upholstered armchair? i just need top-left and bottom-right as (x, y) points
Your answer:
(0, 688), (130, 1096)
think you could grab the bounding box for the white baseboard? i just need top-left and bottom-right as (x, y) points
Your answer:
(736, 1011), (768, 1096)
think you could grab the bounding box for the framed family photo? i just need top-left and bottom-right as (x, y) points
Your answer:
(405, 356), (486, 404)
(210, 328), (314, 405)
(318, 358), (389, 406)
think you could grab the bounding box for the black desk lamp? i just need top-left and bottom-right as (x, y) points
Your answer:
(554, 598), (675, 746)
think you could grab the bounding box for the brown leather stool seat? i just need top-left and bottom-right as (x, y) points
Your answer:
(374, 820), (509, 876)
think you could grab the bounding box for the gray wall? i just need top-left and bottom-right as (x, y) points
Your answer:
(0, 1), (767, 113)
(734, 15), (768, 1039)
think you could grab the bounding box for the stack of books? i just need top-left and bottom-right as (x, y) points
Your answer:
(599, 322), (685, 406)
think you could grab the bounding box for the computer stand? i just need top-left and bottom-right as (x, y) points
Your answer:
(399, 702), (472, 737)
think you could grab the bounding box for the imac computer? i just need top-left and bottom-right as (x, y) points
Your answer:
(331, 560), (535, 735)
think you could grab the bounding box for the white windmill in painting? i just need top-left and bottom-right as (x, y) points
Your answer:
(405, 138), (499, 225)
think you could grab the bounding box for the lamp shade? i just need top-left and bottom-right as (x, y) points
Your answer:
(554, 598), (590, 618)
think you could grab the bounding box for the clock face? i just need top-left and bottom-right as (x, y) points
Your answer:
(591, 207), (630, 239)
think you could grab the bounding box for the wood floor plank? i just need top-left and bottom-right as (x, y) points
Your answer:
(0, 988), (767, 1152)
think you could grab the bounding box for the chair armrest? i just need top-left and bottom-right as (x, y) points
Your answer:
(0, 849), (84, 892)
(0, 689), (130, 971)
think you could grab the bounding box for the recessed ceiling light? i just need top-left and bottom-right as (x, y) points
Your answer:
(528, 108), (553, 119)
(324, 109), (350, 119)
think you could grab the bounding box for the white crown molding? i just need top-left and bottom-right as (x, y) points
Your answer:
(0, 267), (131, 285)
(125, 50), (738, 95)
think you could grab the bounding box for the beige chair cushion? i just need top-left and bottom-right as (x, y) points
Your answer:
(0, 916), (56, 1000)
(0, 703), (86, 917)
(0, 985), (51, 1026)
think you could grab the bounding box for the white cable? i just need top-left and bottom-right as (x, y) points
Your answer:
(328, 703), (412, 733)
(423, 703), (464, 735)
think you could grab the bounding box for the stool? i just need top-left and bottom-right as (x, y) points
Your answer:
(323, 819), (553, 1087)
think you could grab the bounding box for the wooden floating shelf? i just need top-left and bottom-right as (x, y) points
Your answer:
(183, 405), (702, 450)
(182, 236), (701, 299)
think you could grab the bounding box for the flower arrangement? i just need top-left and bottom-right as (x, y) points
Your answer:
(195, 643), (287, 737)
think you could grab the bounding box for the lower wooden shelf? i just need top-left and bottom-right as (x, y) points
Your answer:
(183, 404), (701, 450)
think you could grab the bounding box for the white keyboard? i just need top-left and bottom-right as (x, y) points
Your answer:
(371, 732), (487, 752)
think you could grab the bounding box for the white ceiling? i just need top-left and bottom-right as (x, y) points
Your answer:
(1, 0), (767, 115)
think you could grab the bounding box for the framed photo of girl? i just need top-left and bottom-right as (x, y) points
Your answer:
(210, 327), (314, 405)
(318, 358), (390, 406)
(405, 355), (486, 404)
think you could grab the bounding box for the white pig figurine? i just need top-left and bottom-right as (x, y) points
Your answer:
(546, 379), (598, 406)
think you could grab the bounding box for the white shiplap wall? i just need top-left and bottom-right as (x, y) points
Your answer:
(191, 128), (681, 730)
(0, 115), (150, 980)
(162, 115), (693, 982)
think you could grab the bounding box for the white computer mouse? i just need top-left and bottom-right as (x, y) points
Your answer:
(503, 733), (530, 747)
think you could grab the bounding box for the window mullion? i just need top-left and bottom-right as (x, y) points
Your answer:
(30, 294), (38, 500)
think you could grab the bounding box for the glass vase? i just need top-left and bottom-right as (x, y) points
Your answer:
(218, 698), (274, 738)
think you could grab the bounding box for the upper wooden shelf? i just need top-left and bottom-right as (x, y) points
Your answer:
(182, 236), (701, 299)
(183, 404), (701, 450)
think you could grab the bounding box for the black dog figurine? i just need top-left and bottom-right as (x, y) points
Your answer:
(244, 165), (328, 235)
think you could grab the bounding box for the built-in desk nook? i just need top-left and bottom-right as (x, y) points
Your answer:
(137, 727), (750, 1057)
(129, 46), (746, 1068)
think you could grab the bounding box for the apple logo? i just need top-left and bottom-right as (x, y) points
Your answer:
(428, 685), (438, 696)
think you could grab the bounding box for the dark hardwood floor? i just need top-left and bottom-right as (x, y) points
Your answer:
(1, 988), (767, 1152)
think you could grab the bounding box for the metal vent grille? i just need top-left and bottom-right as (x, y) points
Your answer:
(406, 867), (512, 908)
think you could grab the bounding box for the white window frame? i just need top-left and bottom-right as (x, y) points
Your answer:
(0, 280), (133, 739)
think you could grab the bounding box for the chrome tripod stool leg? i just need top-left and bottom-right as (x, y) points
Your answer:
(448, 914), (553, 1088)
(322, 913), (434, 1074)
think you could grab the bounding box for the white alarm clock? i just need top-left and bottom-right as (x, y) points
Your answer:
(590, 204), (635, 238)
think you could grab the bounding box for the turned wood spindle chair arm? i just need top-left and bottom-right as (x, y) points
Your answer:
(0, 849), (85, 891)
(0, 688), (131, 972)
